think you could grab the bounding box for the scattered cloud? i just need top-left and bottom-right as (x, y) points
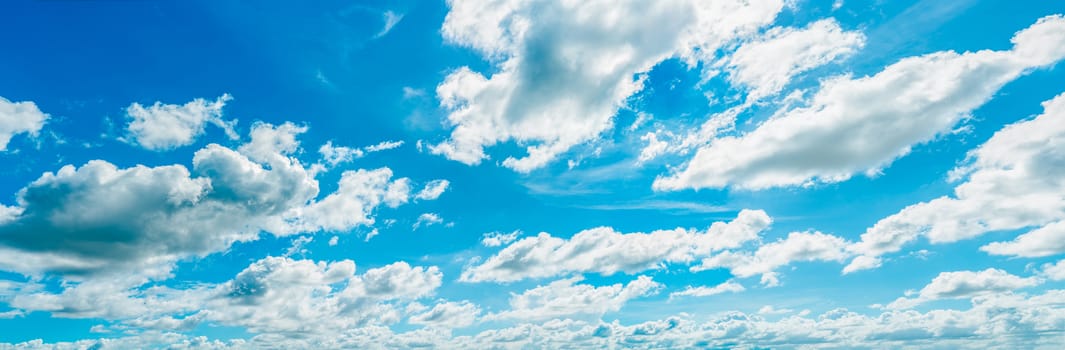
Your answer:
(431, 0), (785, 172)
(124, 94), (237, 150)
(848, 91), (1065, 271)
(461, 210), (772, 282)
(885, 269), (1041, 309)
(0, 96), (49, 151)
(656, 15), (1065, 190)
(669, 281), (745, 299)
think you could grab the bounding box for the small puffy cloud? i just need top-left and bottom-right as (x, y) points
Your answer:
(0, 96), (49, 151)
(124, 94), (236, 150)
(669, 281), (745, 299)
(365, 140), (404, 153)
(415, 180), (450, 201)
(462, 209), (771, 282)
(656, 15), (1065, 190)
(412, 213), (444, 231)
(886, 268), (1041, 309)
(318, 140), (404, 168)
(1041, 260), (1065, 281)
(432, 0), (784, 172)
(726, 18), (864, 101)
(847, 91), (1065, 271)
(481, 230), (520, 247)
(328, 236), (339, 246)
(487, 276), (660, 321)
(408, 300), (480, 328)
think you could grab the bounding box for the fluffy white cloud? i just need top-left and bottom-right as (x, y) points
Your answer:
(407, 300), (480, 328)
(725, 19), (864, 101)
(207, 257), (442, 334)
(461, 209), (772, 282)
(481, 230), (520, 247)
(981, 221), (1065, 258)
(669, 281), (745, 299)
(1041, 260), (1065, 281)
(414, 179), (450, 201)
(695, 231), (851, 286)
(487, 276), (660, 321)
(432, 0), (784, 172)
(0, 122), (418, 277)
(886, 269), (1041, 309)
(655, 15), (1065, 190)
(847, 91), (1065, 271)
(0, 96), (48, 151)
(125, 94), (237, 150)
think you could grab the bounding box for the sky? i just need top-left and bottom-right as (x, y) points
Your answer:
(1, 0), (1065, 348)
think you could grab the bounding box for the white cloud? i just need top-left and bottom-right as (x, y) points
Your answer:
(695, 231), (851, 286)
(328, 236), (339, 246)
(886, 268), (1041, 309)
(0, 122), (416, 277)
(431, 0), (784, 172)
(125, 94), (236, 150)
(375, 10), (404, 38)
(408, 300), (480, 328)
(318, 141), (365, 166)
(414, 179), (450, 201)
(0, 96), (49, 151)
(202, 257), (443, 335)
(725, 18), (864, 101)
(461, 209), (771, 282)
(412, 213), (444, 231)
(9, 288), (1065, 348)
(318, 140), (404, 169)
(1041, 260), (1065, 281)
(981, 220), (1065, 258)
(487, 276), (660, 321)
(847, 91), (1065, 271)
(655, 15), (1065, 190)
(669, 281), (745, 299)
(365, 140), (404, 153)
(480, 230), (520, 247)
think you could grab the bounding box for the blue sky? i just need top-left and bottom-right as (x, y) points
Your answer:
(1, 0), (1065, 348)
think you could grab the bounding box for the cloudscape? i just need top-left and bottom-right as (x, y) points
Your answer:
(1, 0), (1065, 349)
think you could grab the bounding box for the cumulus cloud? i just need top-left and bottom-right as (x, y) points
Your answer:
(0, 96), (49, 151)
(407, 300), (480, 328)
(124, 94), (237, 150)
(461, 209), (772, 282)
(414, 179), (450, 201)
(669, 281), (745, 299)
(655, 15), (1065, 190)
(847, 91), (1065, 271)
(487, 276), (660, 321)
(0, 122), (419, 277)
(695, 231), (851, 286)
(208, 257), (442, 334)
(480, 230), (520, 247)
(8, 287), (1065, 348)
(886, 269), (1041, 309)
(431, 0), (784, 172)
(1041, 260), (1065, 281)
(725, 18), (864, 101)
